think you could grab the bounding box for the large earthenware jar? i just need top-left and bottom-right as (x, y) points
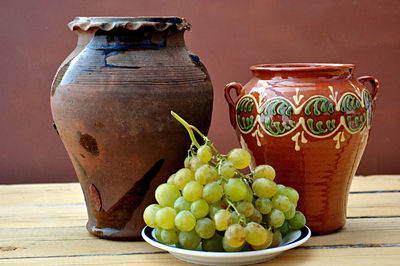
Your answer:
(224, 63), (378, 234)
(50, 17), (213, 240)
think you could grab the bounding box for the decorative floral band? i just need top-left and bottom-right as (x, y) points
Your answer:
(235, 86), (373, 150)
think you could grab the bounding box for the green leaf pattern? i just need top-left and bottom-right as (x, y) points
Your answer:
(235, 89), (373, 138)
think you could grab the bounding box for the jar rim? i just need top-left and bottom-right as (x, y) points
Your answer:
(68, 16), (191, 32)
(250, 63), (355, 72)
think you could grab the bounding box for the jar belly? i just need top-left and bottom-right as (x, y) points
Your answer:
(51, 46), (213, 240)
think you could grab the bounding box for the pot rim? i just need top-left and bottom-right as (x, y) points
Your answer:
(68, 16), (191, 32)
(250, 63), (355, 72)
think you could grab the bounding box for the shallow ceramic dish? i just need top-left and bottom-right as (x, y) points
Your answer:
(142, 225), (311, 265)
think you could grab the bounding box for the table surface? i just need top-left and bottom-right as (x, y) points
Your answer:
(0, 175), (399, 265)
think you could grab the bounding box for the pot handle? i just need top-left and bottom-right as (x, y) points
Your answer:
(224, 82), (243, 129)
(357, 76), (379, 101)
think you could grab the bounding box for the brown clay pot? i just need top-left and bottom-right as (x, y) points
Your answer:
(224, 63), (378, 234)
(50, 17), (213, 240)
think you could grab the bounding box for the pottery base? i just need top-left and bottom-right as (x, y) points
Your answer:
(309, 221), (345, 235)
(86, 223), (142, 241)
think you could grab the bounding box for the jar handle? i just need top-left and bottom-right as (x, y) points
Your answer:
(224, 82), (243, 129)
(357, 76), (379, 101)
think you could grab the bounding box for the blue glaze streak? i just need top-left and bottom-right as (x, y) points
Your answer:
(59, 29), (166, 86)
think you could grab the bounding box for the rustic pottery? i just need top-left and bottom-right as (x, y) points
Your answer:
(224, 63), (378, 234)
(50, 17), (213, 240)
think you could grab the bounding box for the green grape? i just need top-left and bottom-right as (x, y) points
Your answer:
(276, 184), (299, 204)
(197, 145), (213, 163)
(208, 201), (225, 219)
(155, 207), (177, 230)
(174, 196), (192, 213)
(167, 174), (175, 185)
(236, 201), (255, 217)
(178, 230), (201, 250)
(276, 184), (285, 194)
(184, 155), (191, 168)
(222, 236), (245, 252)
(249, 208), (262, 223)
(155, 183), (181, 207)
(252, 178), (277, 198)
(284, 202), (296, 220)
(244, 222), (267, 246)
(213, 209), (232, 231)
(202, 182), (223, 203)
(191, 199), (209, 218)
(143, 204), (161, 228)
(195, 164), (217, 185)
(288, 211), (306, 230)
(154, 227), (162, 242)
(160, 228), (179, 245)
(244, 183), (253, 202)
(195, 217), (215, 239)
(175, 210), (196, 232)
(224, 224), (246, 248)
(272, 194), (291, 212)
(182, 181), (203, 202)
(224, 178), (247, 201)
(277, 220), (291, 237)
(219, 161), (236, 179)
(255, 197), (273, 214)
(284, 187), (300, 204)
(174, 168), (195, 190)
(251, 228), (273, 250)
(269, 230), (282, 248)
(202, 233), (224, 251)
(252, 165), (276, 180)
(268, 209), (285, 228)
(188, 156), (204, 172)
(227, 148), (251, 169)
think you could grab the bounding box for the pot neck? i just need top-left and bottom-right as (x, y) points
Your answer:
(83, 28), (185, 50)
(250, 63), (355, 80)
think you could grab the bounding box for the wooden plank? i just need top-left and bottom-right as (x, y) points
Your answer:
(307, 217), (400, 247)
(0, 205), (87, 229)
(347, 192), (400, 217)
(1, 247), (399, 265)
(0, 226), (159, 259)
(0, 183), (83, 206)
(0, 218), (398, 259)
(350, 175), (400, 192)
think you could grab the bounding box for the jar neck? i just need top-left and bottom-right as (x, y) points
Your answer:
(83, 28), (185, 50)
(250, 64), (355, 80)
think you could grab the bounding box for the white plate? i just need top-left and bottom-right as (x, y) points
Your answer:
(142, 225), (311, 265)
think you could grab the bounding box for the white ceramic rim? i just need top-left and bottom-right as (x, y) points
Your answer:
(141, 225), (311, 258)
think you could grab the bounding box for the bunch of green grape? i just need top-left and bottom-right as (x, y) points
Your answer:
(143, 112), (306, 252)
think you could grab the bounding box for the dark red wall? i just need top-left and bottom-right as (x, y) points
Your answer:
(1, 0), (399, 184)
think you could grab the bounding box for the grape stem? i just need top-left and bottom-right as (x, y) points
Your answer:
(171, 111), (201, 148)
(171, 111), (223, 157)
(235, 170), (249, 181)
(225, 197), (247, 226)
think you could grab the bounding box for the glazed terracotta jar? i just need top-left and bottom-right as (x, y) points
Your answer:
(50, 17), (213, 240)
(224, 63), (378, 234)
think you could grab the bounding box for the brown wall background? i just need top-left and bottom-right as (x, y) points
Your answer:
(1, 0), (399, 184)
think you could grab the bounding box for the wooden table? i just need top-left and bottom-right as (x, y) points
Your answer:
(0, 175), (399, 265)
